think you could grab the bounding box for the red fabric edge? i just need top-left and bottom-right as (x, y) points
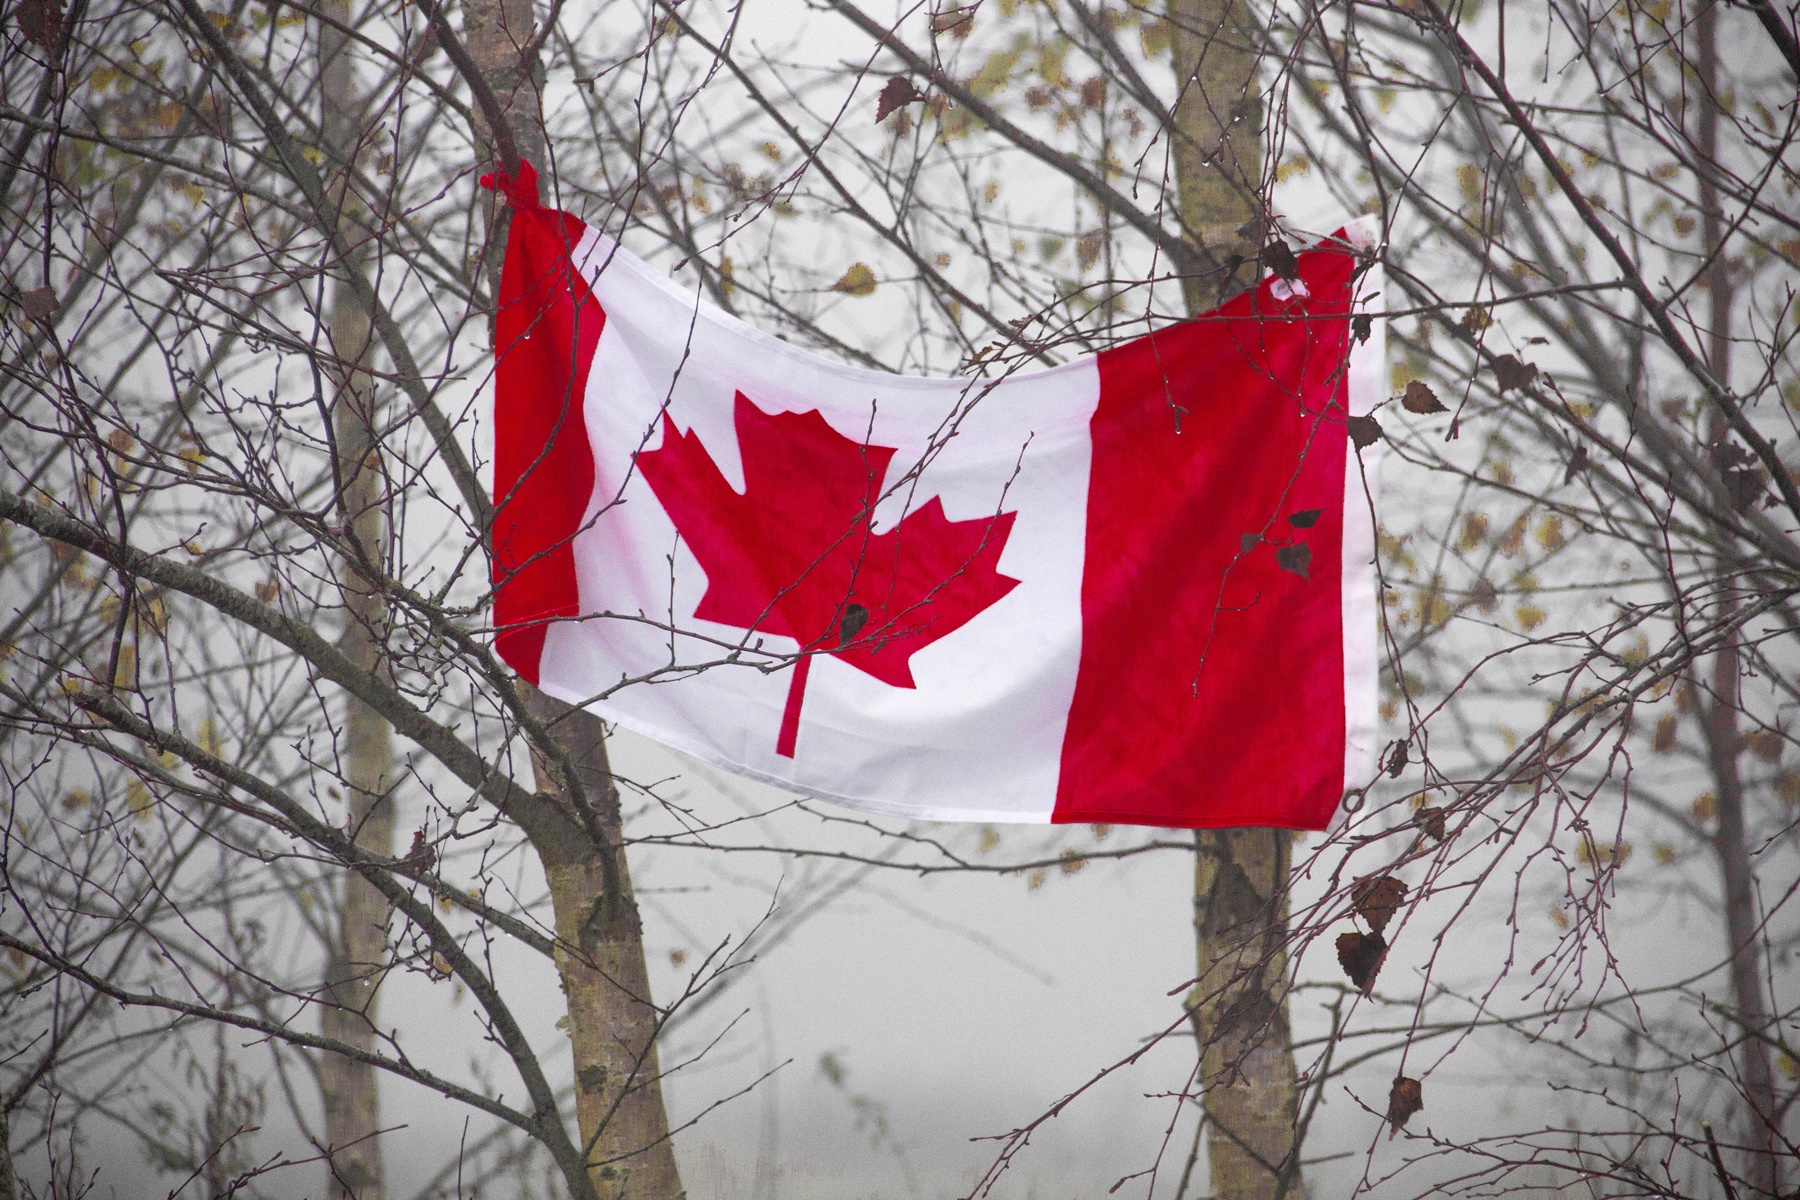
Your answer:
(487, 162), (605, 685)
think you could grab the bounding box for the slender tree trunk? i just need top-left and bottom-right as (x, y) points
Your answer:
(0, 1103), (15, 1200)
(1167, 0), (1264, 312)
(1694, 6), (1777, 1190)
(1190, 832), (1300, 1200)
(316, 8), (394, 1197)
(520, 692), (686, 1199)
(1166, 4), (1301, 1197)
(462, 3), (685, 1194)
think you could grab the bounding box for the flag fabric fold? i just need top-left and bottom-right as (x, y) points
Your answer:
(486, 162), (1383, 830)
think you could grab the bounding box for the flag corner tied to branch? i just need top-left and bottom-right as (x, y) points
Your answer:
(485, 161), (1384, 831)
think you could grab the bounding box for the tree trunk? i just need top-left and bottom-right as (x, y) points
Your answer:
(1190, 831), (1300, 1200)
(1166, 0), (1264, 312)
(0, 1103), (15, 1200)
(1166, 3), (1301, 1197)
(1694, 6), (1777, 1190)
(461, 2), (685, 1194)
(316, 6), (394, 1198)
(520, 692), (686, 1199)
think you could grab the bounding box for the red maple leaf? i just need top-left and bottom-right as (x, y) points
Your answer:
(636, 391), (1020, 757)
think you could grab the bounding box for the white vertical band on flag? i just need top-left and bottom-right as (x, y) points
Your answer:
(1338, 216), (1385, 829)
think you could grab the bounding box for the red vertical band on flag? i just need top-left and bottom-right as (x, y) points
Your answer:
(1053, 249), (1358, 829)
(486, 161), (605, 685)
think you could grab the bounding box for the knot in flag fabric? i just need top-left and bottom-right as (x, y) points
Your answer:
(487, 164), (1384, 829)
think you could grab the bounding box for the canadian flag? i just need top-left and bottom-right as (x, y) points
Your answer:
(487, 163), (1382, 830)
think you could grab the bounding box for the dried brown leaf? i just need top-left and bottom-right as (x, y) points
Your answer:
(17, 0), (63, 50)
(1336, 929), (1387, 995)
(875, 75), (924, 122)
(1414, 805), (1447, 842)
(1348, 414), (1383, 450)
(1386, 1076), (1423, 1137)
(1384, 739), (1408, 778)
(1493, 354), (1539, 392)
(1402, 380), (1446, 414)
(19, 286), (57, 321)
(1262, 240), (1299, 282)
(1275, 542), (1312, 581)
(1352, 874), (1408, 935)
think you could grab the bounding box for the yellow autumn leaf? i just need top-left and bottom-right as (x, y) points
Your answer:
(126, 779), (154, 819)
(1651, 714), (1678, 752)
(1038, 36), (1069, 87)
(111, 642), (136, 689)
(1515, 603), (1547, 632)
(197, 717), (222, 757)
(1138, 17), (1170, 57)
(1275, 154), (1312, 183)
(141, 594), (171, 636)
(1417, 588), (1451, 629)
(1498, 515), (1528, 557)
(1576, 839), (1631, 867)
(829, 263), (877, 296)
(1457, 162), (1483, 204)
(967, 46), (1022, 98)
(1618, 633), (1648, 665)
(1456, 512), (1489, 551)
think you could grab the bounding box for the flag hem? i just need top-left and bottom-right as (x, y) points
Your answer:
(1334, 225), (1385, 835)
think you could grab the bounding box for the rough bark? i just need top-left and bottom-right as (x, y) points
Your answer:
(1166, 2), (1301, 1196)
(0, 1103), (15, 1200)
(316, 8), (394, 1197)
(461, 2), (685, 1194)
(1694, 6), (1777, 1189)
(520, 693), (685, 1199)
(1166, 0), (1265, 312)
(1190, 831), (1300, 1200)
